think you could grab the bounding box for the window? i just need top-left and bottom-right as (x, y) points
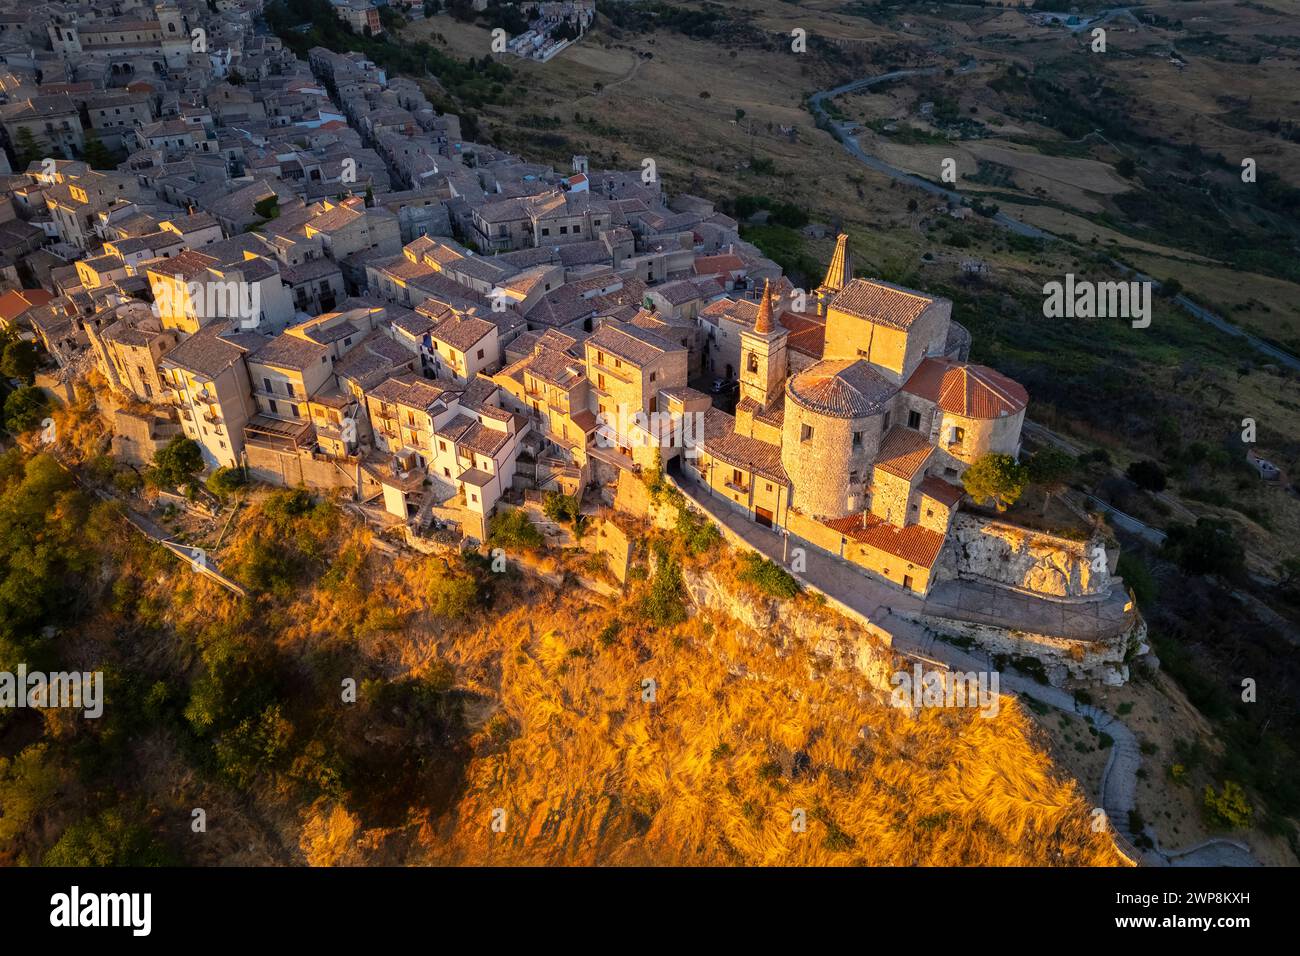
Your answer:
(732, 468), (744, 485)
(471, 493), (478, 503)
(649, 371), (656, 383)
(882, 411), (891, 431)
(438, 440), (447, 451)
(291, 405), (301, 418)
(903, 574), (914, 592)
(952, 426), (965, 444)
(800, 423), (814, 442)
(852, 431), (863, 449)
(747, 351), (758, 373)
(286, 382), (295, 397)
(908, 409), (921, 430)
(443, 467), (451, 477)
(766, 483), (773, 492)
(541, 227), (549, 236)
(269, 399), (278, 414)
(263, 377), (272, 393)
(477, 348), (484, 360)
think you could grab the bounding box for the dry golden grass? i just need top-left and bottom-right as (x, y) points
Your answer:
(144, 461), (1125, 867)
(418, 595), (1124, 866)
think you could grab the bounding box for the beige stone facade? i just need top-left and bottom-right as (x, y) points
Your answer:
(697, 237), (1028, 596)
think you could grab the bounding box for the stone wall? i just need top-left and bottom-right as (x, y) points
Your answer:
(902, 608), (1147, 687)
(945, 513), (1110, 600)
(245, 443), (370, 495)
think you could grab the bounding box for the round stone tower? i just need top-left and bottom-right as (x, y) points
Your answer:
(781, 358), (895, 518)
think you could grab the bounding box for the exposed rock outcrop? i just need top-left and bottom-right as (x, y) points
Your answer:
(945, 513), (1111, 599)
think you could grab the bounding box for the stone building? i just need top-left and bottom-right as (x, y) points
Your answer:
(688, 236), (1029, 597)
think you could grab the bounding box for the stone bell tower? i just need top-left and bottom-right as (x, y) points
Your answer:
(739, 279), (789, 411)
(816, 232), (853, 316)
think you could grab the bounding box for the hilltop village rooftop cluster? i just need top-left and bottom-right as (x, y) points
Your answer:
(0, 0), (1149, 684)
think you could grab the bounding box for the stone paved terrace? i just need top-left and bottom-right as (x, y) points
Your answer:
(922, 577), (1136, 643)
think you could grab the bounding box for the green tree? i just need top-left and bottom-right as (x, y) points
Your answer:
(43, 808), (176, 866)
(12, 127), (42, 171)
(961, 453), (1028, 511)
(1163, 518), (1244, 579)
(0, 337), (40, 383)
(80, 131), (115, 170)
(151, 436), (204, 490)
(0, 744), (63, 847)
(3, 385), (48, 434)
(1026, 446), (1075, 514)
(1126, 459), (1167, 492)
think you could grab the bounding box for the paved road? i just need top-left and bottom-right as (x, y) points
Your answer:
(671, 468), (1259, 865)
(808, 61), (1300, 371)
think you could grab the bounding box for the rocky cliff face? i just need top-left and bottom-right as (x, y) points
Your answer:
(946, 514), (1110, 599)
(681, 565), (905, 702)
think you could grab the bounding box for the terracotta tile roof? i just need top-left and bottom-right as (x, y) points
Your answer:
(151, 249), (219, 280)
(162, 324), (252, 379)
(586, 320), (681, 367)
(0, 288), (54, 323)
(786, 359), (895, 419)
(822, 513), (946, 569)
(700, 407), (789, 484)
(693, 253), (745, 276)
(918, 475), (964, 508)
(901, 357), (1028, 419)
(829, 278), (935, 330)
(875, 426), (934, 481)
(524, 347), (585, 388)
(779, 310), (825, 359)
(436, 413), (510, 457)
(432, 315), (495, 352)
(250, 333), (328, 371)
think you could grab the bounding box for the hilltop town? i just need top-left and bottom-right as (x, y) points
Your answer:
(0, 0), (1147, 687)
(2, 0), (1298, 875)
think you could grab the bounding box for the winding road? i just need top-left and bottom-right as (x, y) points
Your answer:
(808, 61), (1300, 372)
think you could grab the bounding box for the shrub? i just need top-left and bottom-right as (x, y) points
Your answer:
(737, 551), (800, 598)
(1162, 518), (1244, 579)
(113, 469), (144, 496)
(642, 545), (687, 627)
(428, 571), (480, 619)
(1126, 460), (1167, 492)
(673, 501), (721, 556)
(206, 466), (246, 499)
(1203, 780), (1253, 830)
(489, 508), (543, 551)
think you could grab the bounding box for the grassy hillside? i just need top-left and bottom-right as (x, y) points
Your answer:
(0, 448), (1121, 866)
